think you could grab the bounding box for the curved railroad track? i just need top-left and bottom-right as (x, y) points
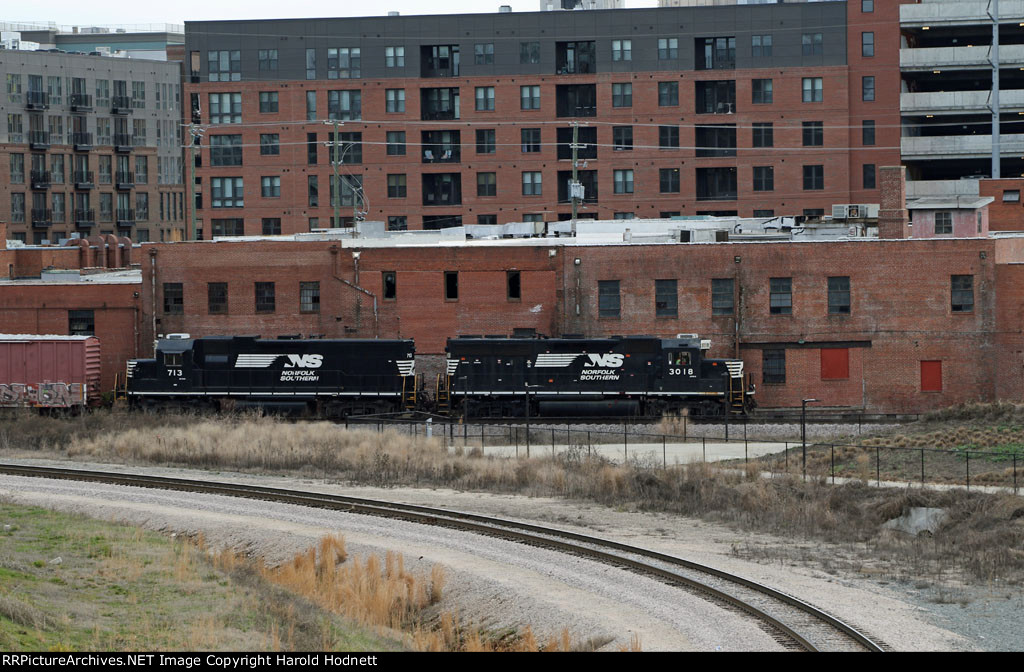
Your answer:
(0, 463), (885, 652)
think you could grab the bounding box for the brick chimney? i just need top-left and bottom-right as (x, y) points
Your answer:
(877, 166), (910, 239)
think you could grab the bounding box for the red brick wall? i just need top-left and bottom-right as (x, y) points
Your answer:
(980, 178), (1024, 231)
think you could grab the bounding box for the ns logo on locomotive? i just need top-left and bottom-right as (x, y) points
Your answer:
(124, 333), (754, 419)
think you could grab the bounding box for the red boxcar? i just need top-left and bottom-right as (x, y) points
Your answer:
(0, 335), (102, 408)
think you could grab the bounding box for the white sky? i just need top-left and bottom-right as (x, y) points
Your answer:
(8, 0), (659, 27)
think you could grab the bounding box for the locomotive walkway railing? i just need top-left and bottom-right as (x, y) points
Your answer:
(343, 413), (1022, 496)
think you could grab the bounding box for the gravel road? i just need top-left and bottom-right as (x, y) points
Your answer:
(0, 458), (1006, 652)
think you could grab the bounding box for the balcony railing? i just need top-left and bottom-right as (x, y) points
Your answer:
(26, 90), (49, 110)
(114, 133), (133, 152)
(112, 95), (133, 114)
(30, 170), (51, 190)
(31, 208), (52, 227)
(73, 170), (95, 189)
(29, 130), (50, 149)
(72, 132), (94, 151)
(422, 146), (461, 164)
(116, 171), (135, 190)
(70, 93), (94, 111)
(116, 208), (136, 226)
(74, 208), (96, 227)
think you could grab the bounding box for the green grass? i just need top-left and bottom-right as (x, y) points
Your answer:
(0, 503), (405, 652)
(953, 443), (1024, 463)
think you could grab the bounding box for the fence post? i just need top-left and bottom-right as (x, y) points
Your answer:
(567, 423), (571, 449)
(831, 444), (834, 485)
(624, 423), (628, 459)
(876, 445), (880, 487)
(702, 436), (706, 463)
(663, 434), (667, 469)
(966, 449), (970, 491)
(921, 448), (925, 489)
(588, 431), (591, 457)
(1014, 452), (1018, 495)
(552, 428), (555, 458)
(785, 441), (788, 471)
(683, 413), (687, 442)
(481, 424), (485, 454)
(515, 426), (519, 459)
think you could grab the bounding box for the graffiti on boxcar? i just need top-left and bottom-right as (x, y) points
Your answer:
(0, 383), (84, 408)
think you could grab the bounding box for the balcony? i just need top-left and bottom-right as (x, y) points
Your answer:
(72, 132), (94, 151)
(74, 208), (96, 228)
(30, 170), (51, 190)
(114, 133), (133, 153)
(116, 171), (135, 190)
(70, 93), (94, 112)
(29, 130), (50, 150)
(421, 131), (461, 164)
(112, 95), (133, 114)
(420, 45), (460, 78)
(901, 133), (1024, 160)
(116, 208), (136, 227)
(73, 170), (95, 189)
(900, 44), (1024, 71)
(901, 89), (1024, 114)
(25, 90), (49, 110)
(31, 208), (52, 228)
(901, 1), (1024, 27)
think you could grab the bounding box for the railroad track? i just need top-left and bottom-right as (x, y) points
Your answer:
(0, 463), (885, 652)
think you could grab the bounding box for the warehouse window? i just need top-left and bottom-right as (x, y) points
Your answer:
(255, 282), (275, 313)
(383, 272), (397, 300)
(68, 310), (95, 336)
(163, 283), (183, 315)
(763, 350), (786, 384)
(712, 278), (734, 315)
(935, 212), (953, 235)
(444, 272), (459, 301)
(507, 271), (521, 301)
(655, 279), (677, 317)
(769, 277), (792, 315)
(828, 276), (851, 314)
(300, 282), (320, 314)
(599, 280), (621, 318)
(208, 282), (227, 315)
(951, 275), (973, 313)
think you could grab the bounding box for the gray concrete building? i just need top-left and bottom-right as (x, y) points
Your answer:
(1, 48), (186, 244)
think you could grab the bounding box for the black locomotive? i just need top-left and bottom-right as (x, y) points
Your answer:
(440, 334), (754, 418)
(126, 335), (417, 416)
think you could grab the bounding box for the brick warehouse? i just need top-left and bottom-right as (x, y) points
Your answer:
(182, 1), (901, 235)
(137, 226), (1024, 414)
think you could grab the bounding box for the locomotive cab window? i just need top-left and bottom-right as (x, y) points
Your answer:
(164, 353), (183, 367)
(668, 352), (691, 367)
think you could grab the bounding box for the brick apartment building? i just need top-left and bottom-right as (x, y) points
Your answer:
(183, 1), (900, 236)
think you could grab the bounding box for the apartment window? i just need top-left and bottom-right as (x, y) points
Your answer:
(136, 192), (149, 221)
(655, 279), (677, 317)
(135, 156), (148, 184)
(935, 212), (953, 235)
(763, 350), (786, 384)
(208, 50), (241, 82)
(385, 46), (405, 68)
(387, 216), (407, 231)
(7, 113), (23, 142)
(598, 280), (621, 318)
(611, 83), (632, 108)
(752, 35), (772, 59)
(712, 278), (734, 316)
(163, 283), (184, 314)
(386, 89), (406, 113)
(259, 134), (280, 156)
(306, 49), (317, 80)
(863, 1), (873, 12)
(951, 275), (974, 313)
(262, 218), (281, 235)
(660, 168), (680, 194)
(475, 87), (495, 111)
(478, 215), (497, 225)
(658, 38), (678, 60)
(208, 283), (227, 314)
(6, 74), (22, 103)
(828, 276), (851, 315)
(522, 171), (542, 196)
(306, 133), (319, 165)
(332, 132), (362, 164)
(802, 78), (823, 103)
(211, 177), (244, 207)
(9, 154), (24, 183)
(209, 93), (241, 124)
(383, 271), (397, 300)
(802, 121), (823, 146)
(613, 169), (634, 194)
(521, 85), (540, 110)
(387, 131), (407, 156)
(258, 49), (278, 71)
(659, 126), (679, 149)
(862, 32), (874, 58)
(614, 212), (635, 220)
(1004, 190), (1021, 203)
(658, 82), (679, 107)
(328, 90), (361, 120)
(259, 92), (279, 114)
(769, 277), (792, 315)
(613, 126), (633, 151)
(521, 128), (541, 153)
(444, 272), (459, 301)
(753, 166), (774, 192)
(520, 41), (540, 64)
(255, 282), (276, 313)
(752, 79), (773, 104)
(211, 218), (244, 236)
(327, 47), (361, 79)
(863, 120), (876, 146)
(476, 129), (496, 154)
(99, 193), (113, 222)
(803, 165), (824, 190)
(69, 310), (95, 336)
(863, 164), (876, 189)
(300, 282), (320, 314)
(261, 176), (281, 198)
(10, 193), (25, 223)
(612, 39), (632, 62)
(862, 76), (875, 102)
(802, 33), (823, 57)
(387, 174), (407, 198)
(477, 172), (496, 197)
(474, 43), (494, 65)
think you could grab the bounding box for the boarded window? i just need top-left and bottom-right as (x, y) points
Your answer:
(921, 360), (942, 392)
(821, 348), (849, 380)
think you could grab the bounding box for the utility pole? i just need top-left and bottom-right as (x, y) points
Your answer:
(187, 124), (204, 240)
(325, 119), (343, 228)
(991, 0), (1001, 179)
(569, 121), (584, 236)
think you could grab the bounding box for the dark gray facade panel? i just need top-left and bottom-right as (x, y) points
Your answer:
(184, 4), (849, 82)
